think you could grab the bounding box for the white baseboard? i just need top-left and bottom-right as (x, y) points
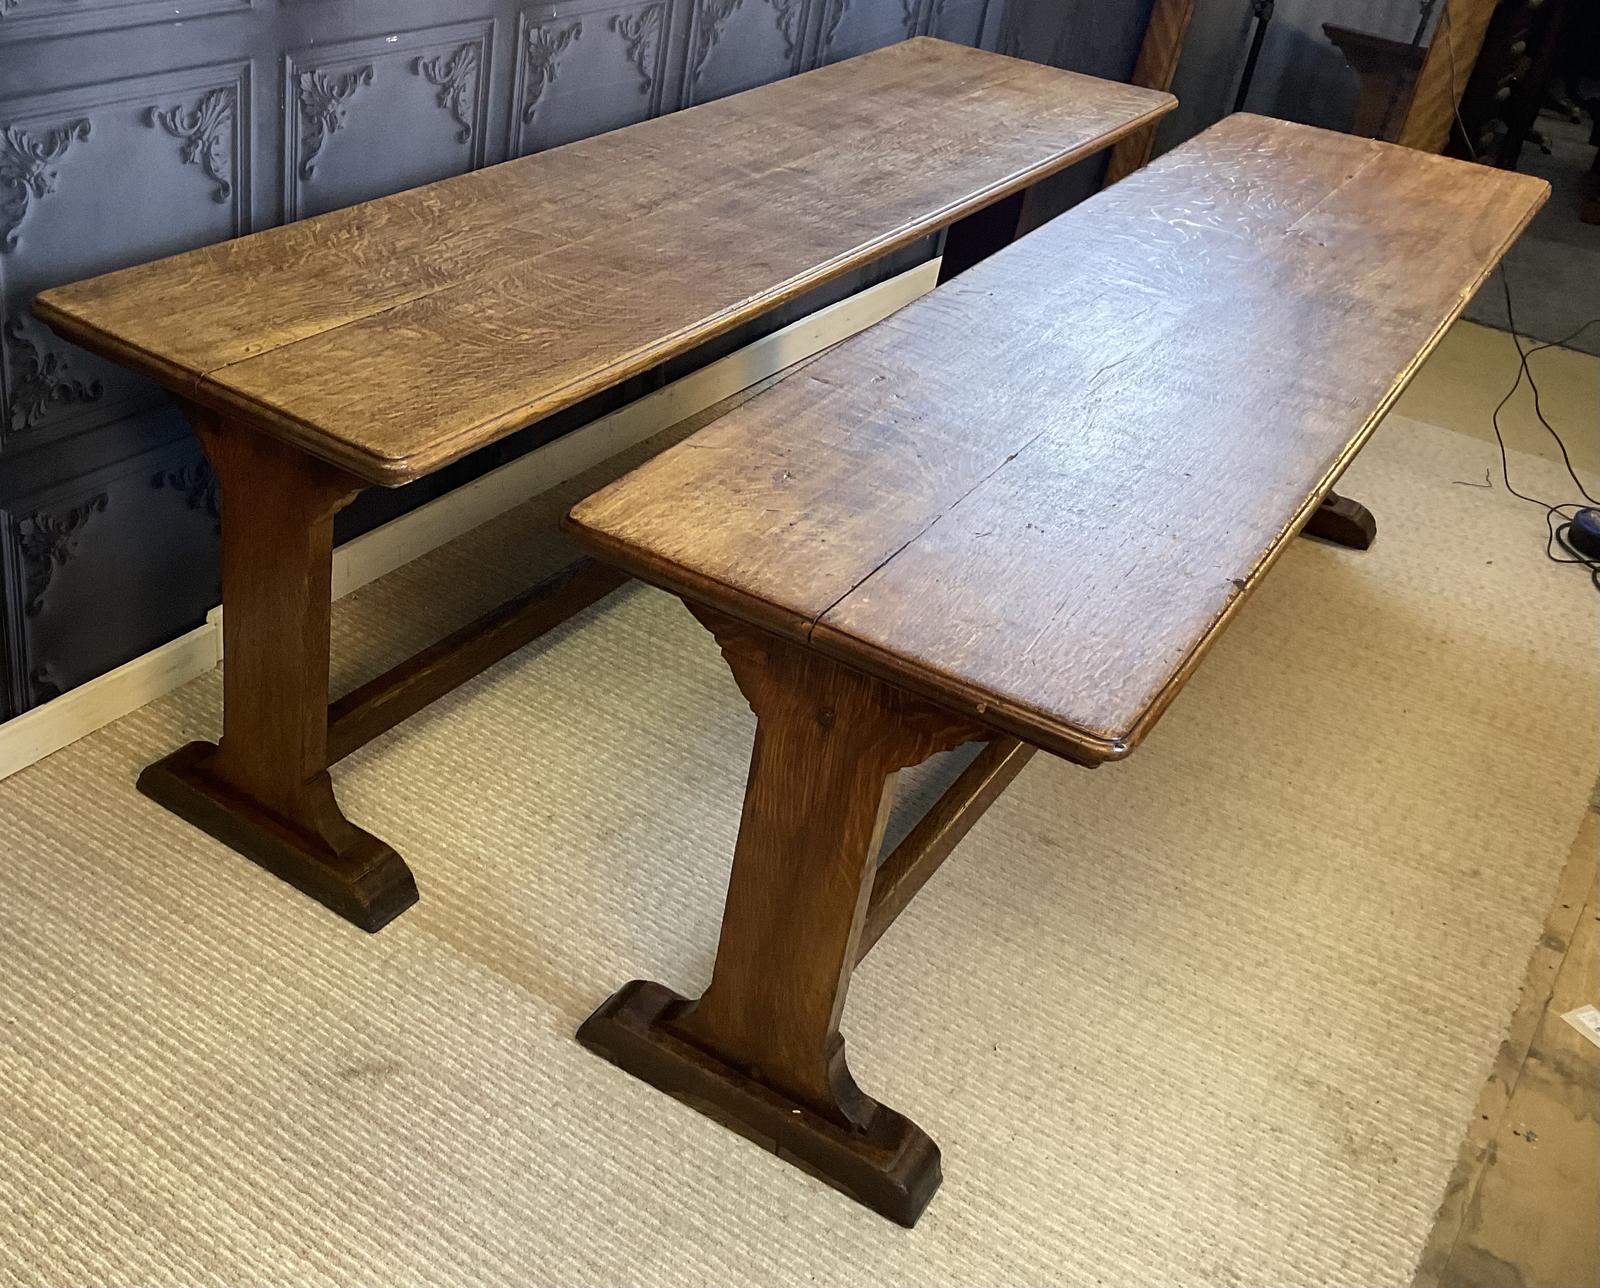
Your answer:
(0, 617), (221, 782)
(0, 258), (939, 782)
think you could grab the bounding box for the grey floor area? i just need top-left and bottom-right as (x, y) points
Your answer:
(1465, 110), (1600, 356)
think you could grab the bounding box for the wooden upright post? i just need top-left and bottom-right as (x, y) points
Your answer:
(1396, 0), (1499, 154)
(1102, 0), (1198, 186)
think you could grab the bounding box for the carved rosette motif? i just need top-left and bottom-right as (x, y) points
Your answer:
(146, 87), (235, 202)
(152, 461), (221, 533)
(296, 64), (374, 180)
(15, 493), (108, 617)
(612, 5), (665, 95)
(3, 320), (102, 435)
(691, 0), (743, 87)
(413, 42), (480, 144)
(521, 21), (583, 124)
(0, 119), (91, 252)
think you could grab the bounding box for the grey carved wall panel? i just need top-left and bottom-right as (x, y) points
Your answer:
(285, 21), (493, 219)
(998, 0), (1153, 81)
(816, 0), (924, 65)
(511, 0), (672, 156)
(0, 0), (1049, 725)
(996, 0), (1156, 228)
(684, 0), (815, 105)
(1, 61), (251, 454)
(0, 0), (251, 44)
(2, 435), (220, 711)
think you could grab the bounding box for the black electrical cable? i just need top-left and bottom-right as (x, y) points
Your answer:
(1439, 1), (1600, 594)
(1495, 280), (1599, 507)
(1484, 287), (1600, 592)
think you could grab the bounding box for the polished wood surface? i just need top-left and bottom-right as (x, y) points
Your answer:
(567, 113), (1548, 766)
(35, 39), (1173, 486)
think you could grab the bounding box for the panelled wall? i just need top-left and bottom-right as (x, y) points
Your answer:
(0, 0), (1151, 724)
(0, 0), (1008, 721)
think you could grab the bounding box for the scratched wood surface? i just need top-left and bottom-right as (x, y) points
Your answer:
(566, 114), (1548, 765)
(34, 38), (1173, 486)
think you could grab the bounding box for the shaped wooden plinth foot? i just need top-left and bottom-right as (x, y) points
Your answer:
(578, 979), (941, 1227)
(139, 740), (417, 933)
(580, 605), (986, 1224)
(1302, 490), (1377, 549)
(144, 409), (415, 931)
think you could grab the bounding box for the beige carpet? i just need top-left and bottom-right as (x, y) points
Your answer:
(0, 403), (1595, 1286)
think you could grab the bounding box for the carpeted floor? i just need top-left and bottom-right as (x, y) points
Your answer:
(0, 393), (1595, 1285)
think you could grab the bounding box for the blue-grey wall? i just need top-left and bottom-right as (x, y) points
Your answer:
(0, 0), (1149, 723)
(1160, 0), (1441, 153)
(1000, 0), (1157, 222)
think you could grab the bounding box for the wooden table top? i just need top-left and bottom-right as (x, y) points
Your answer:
(566, 113), (1548, 765)
(34, 38), (1173, 487)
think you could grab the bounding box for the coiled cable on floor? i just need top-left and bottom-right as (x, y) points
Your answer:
(1439, 1), (1600, 595)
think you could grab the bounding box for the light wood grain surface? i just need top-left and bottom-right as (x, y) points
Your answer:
(567, 113), (1548, 765)
(34, 38), (1173, 486)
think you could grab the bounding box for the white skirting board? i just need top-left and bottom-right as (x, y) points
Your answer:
(0, 259), (940, 783)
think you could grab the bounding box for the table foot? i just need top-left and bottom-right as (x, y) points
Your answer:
(1302, 489), (1377, 550)
(579, 979), (941, 1227)
(139, 740), (418, 932)
(578, 605), (984, 1223)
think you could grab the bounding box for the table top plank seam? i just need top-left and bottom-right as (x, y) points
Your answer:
(187, 95), (1176, 485)
(1279, 143), (1383, 234)
(891, 145), (1402, 663)
(805, 162), (1545, 764)
(564, 114), (1548, 768)
(186, 47), (1064, 384)
(797, 306), (1182, 652)
(35, 41), (1176, 487)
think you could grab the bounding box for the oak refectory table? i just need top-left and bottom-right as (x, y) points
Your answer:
(563, 114), (1548, 1225)
(33, 39), (1174, 931)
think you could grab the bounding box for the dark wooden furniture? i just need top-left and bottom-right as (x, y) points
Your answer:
(1324, 24), (1429, 141)
(1447, 0), (1576, 168)
(1398, 0), (1500, 153)
(33, 39), (1174, 931)
(1103, 0), (1198, 184)
(565, 113), (1548, 1226)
